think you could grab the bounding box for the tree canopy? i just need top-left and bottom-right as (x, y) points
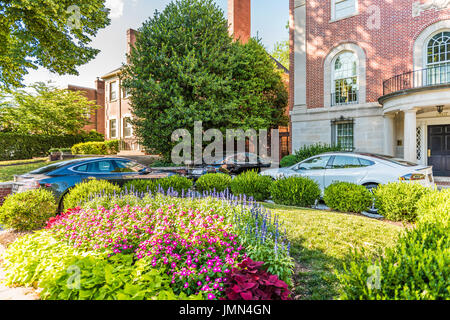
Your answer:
(0, 0), (110, 89)
(0, 82), (99, 135)
(123, 0), (288, 159)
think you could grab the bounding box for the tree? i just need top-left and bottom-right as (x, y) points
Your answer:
(271, 40), (289, 70)
(0, 82), (99, 135)
(123, 0), (288, 159)
(0, 0), (110, 89)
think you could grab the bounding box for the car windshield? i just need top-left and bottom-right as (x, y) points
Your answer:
(360, 154), (418, 167)
(28, 160), (82, 174)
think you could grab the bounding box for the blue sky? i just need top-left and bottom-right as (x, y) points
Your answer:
(24, 0), (289, 89)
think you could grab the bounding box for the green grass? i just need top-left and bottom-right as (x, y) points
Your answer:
(0, 158), (48, 166)
(262, 202), (403, 300)
(0, 161), (59, 182)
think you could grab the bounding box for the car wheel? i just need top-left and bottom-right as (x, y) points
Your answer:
(364, 183), (379, 215)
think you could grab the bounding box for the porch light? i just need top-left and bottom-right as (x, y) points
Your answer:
(437, 105), (444, 114)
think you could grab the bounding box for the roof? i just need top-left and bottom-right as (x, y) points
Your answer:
(101, 66), (124, 79)
(270, 56), (289, 74)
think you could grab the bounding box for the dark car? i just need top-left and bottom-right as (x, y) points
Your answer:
(12, 157), (173, 211)
(186, 152), (271, 180)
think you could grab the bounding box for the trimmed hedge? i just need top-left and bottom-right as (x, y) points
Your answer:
(280, 155), (298, 168)
(0, 189), (57, 231)
(324, 182), (373, 213)
(417, 189), (450, 228)
(270, 176), (321, 207)
(0, 131), (104, 161)
(230, 170), (273, 201)
(195, 173), (232, 193)
(71, 140), (119, 155)
(373, 182), (432, 222)
(63, 180), (121, 210)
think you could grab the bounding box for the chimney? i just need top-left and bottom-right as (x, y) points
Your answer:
(127, 28), (138, 62)
(228, 0), (251, 43)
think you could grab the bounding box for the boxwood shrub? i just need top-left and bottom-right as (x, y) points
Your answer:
(280, 155), (298, 168)
(0, 189), (57, 231)
(373, 182), (432, 222)
(270, 176), (321, 207)
(63, 179), (121, 210)
(324, 182), (373, 213)
(124, 175), (193, 195)
(230, 170), (272, 201)
(195, 173), (231, 193)
(337, 213), (449, 300)
(417, 188), (450, 228)
(71, 140), (119, 155)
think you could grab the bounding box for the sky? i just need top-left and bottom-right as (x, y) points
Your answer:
(24, 0), (289, 89)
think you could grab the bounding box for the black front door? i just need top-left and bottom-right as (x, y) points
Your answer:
(428, 125), (450, 177)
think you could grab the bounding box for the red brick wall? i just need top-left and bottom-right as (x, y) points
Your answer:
(0, 183), (12, 206)
(228, 0), (251, 43)
(305, 0), (450, 109)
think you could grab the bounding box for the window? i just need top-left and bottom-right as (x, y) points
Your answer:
(426, 31), (450, 85)
(297, 156), (331, 170)
(332, 121), (354, 151)
(333, 0), (357, 20)
(122, 87), (130, 99)
(332, 51), (358, 106)
(109, 81), (118, 101)
(123, 117), (133, 138)
(359, 158), (375, 167)
(331, 156), (361, 169)
(95, 161), (115, 173)
(113, 160), (146, 173)
(109, 119), (117, 138)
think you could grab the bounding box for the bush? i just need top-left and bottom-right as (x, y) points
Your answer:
(373, 182), (432, 222)
(293, 143), (342, 163)
(195, 173), (231, 193)
(417, 189), (450, 228)
(337, 221), (449, 300)
(324, 182), (373, 213)
(0, 189), (57, 231)
(104, 140), (119, 155)
(63, 180), (121, 210)
(230, 170), (272, 201)
(280, 155), (298, 168)
(123, 175), (193, 195)
(71, 141), (119, 155)
(270, 177), (321, 207)
(225, 258), (291, 300)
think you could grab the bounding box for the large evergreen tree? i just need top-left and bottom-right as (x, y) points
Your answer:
(123, 0), (288, 159)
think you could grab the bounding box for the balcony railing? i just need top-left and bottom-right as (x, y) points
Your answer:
(383, 64), (450, 96)
(331, 90), (359, 106)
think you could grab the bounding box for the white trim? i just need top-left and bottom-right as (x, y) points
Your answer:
(413, 20), (450, 71)
(323, 43), (367, 108)
(108, 117), (118, 139)
(121, 114), (133, 138)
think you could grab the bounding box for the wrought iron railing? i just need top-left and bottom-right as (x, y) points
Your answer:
(383, 63), (450, 96)
(119, 139), (142, 152)
(331, 90), (359, 106)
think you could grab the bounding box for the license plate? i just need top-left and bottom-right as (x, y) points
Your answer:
(12, 184), (20, 193)
(193, 169), (204, 175)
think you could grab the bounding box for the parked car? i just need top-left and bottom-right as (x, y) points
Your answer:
(12, 157), (173, 210)
(260, 152), (435, 192)
(186, 152), (271, 180)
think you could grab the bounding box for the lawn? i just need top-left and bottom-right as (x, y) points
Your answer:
(263, 202), (403, 300)
(0, 160), (59, 182)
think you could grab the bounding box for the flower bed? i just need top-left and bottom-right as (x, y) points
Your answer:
(4, 189), (293, 300)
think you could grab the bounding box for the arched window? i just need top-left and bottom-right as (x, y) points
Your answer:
(426, 31), (450, 85)
(332, 51), (358, 106)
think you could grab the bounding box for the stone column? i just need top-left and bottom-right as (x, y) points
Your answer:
(383, 114), (396, 156)
(403, 109), (417, 163)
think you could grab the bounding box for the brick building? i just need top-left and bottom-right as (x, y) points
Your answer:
(290, 0), (450, 176)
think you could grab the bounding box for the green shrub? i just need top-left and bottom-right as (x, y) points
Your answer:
(71, 141), (107, 155)
(104, 140), (119, 155)
(324, 182), (373, 213)
(0, 189), (57, 231)
(124, 175), (193, 195)
(82, 194), (141, 210)
(373, 182), (432, 222)
(337, 221), (449, 300)
(294, 143), (342, 163)
(417, 189), (450, 228)
(230, 170), (273, 201)
(63, 180), (121, 210)
(270, 176), (321, 207)
(280, 155), (298, 168)
(195, 173), (232, 193)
